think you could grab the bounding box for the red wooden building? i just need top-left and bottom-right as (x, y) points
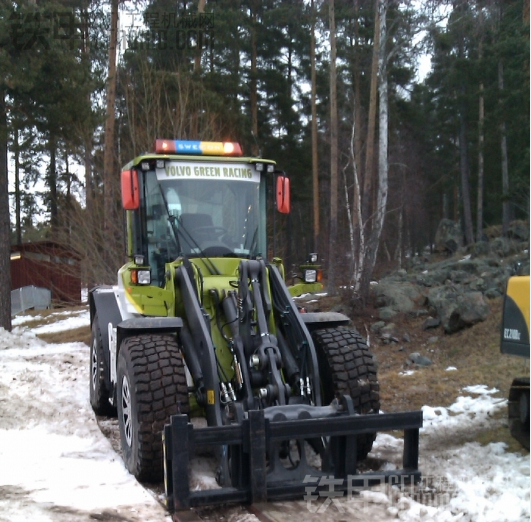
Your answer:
(10, 241), (82, 304)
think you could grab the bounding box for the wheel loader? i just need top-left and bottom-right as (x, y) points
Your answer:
(501, 275), (530, 449)
(89, 139), (422, 511)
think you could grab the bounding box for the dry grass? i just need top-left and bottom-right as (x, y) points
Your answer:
(356, 298), (528, 412)
(345, 297), (529, 452)
(37, 326), (92, 346)
(13, 306), (92, 346)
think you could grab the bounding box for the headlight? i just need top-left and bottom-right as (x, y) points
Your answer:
(308, 253), (318, 264)
(131, 269), (151, 285)
(303, 269), (317, 283)
(137, 270), (151, 285)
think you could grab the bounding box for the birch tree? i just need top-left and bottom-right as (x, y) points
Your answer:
(349, 0), (388, 304)
(359, 0), (389, 300)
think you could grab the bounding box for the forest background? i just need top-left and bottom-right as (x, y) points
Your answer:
(0, 0), (528, 330)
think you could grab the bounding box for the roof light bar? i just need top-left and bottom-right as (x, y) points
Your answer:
(154, 139), (243, 157)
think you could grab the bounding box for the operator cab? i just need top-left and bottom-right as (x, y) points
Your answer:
(121, 139), (288, 287)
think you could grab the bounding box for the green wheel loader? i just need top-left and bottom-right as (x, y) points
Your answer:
(89, 139), (422, 510)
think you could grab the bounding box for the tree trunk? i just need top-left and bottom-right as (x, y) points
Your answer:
(84, 143), (93, 215)
(14, 127), (21, 245)
(103, 0), (119, 278)
(352, 0), (362, 240)
(327, 0), (339, 295)
(477, 81), (485, 242)
(349, 110), (364, 293)
(190, 0), (206, 139)
(476, 4), (485, 242)
(359, 0), (388, 301)
(0, 91), (11, 331)
(459, 90), (474, 245)
(65, 151), (72, 236)
(194, 0), (206, 72)
(498, 60), (510, 236)
(250, 2), (258, 155)
(310, 0), (319, 252)
(49, 135), (58, 237)
(362, 0), (380, 228)
(82, 0), (94, 221)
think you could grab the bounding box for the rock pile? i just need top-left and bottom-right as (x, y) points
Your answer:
(371, 220), (529, 334)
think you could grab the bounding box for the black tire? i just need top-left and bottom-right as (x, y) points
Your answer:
(509, 377), (530, 450)
(312, 327), (380, 460)
(117, 334), (189, 483)
(89, 315), (116, 416)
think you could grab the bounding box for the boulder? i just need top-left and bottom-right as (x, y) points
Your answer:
(407, 352), (433, 367)
(490, 237), (520, 258)
(468, 277), (487, 292)
(422, 317), (440, 330)
(381, 323), (398, 335)
(434, 219), (464, 253)
(427, 287), (490, 334)
(449, 269), (472, 283)
(373, 281), (424, 313)
(455, 259), (483, 274)
(379, 306), (398, 320)
(470, 240), (490, 257)
(507, 220), (529, 241)
(370, 321), (386, 334)
(485, 288), (502, 299)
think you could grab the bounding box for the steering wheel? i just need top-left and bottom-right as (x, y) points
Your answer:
(194, 226), (228, 238)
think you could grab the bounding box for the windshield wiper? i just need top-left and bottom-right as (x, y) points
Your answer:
(158, 184), (221, 275)
(244, 227), (259, 258)
(175, 219), (222, 275)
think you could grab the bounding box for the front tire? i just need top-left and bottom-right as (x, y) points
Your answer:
(117, 334), (189, 483)
(312, 327), (380, 460)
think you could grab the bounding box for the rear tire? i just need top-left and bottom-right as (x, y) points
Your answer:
(509, 377), (530, 450)
(89, 315), (116, 416)
(117, 334), (189, 483)
(312, 327), (380, 460)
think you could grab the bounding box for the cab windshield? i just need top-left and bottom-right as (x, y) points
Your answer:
(141, 163), (266, 281)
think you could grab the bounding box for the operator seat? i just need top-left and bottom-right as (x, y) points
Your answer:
(179, 213), (215, 250)
(178, 213), (232, 257)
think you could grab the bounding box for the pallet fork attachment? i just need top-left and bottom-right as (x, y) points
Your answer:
(163, 398), (422, 511)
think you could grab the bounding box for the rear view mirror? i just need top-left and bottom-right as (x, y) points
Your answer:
(121, 170), (140, 210)
(276, 175), (290, 214)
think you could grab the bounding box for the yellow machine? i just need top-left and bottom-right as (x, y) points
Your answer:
(501, 275), (530, 449)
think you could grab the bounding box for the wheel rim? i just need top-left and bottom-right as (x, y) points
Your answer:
(91, 340), (98, 392)
(121, 375), (132, 447)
